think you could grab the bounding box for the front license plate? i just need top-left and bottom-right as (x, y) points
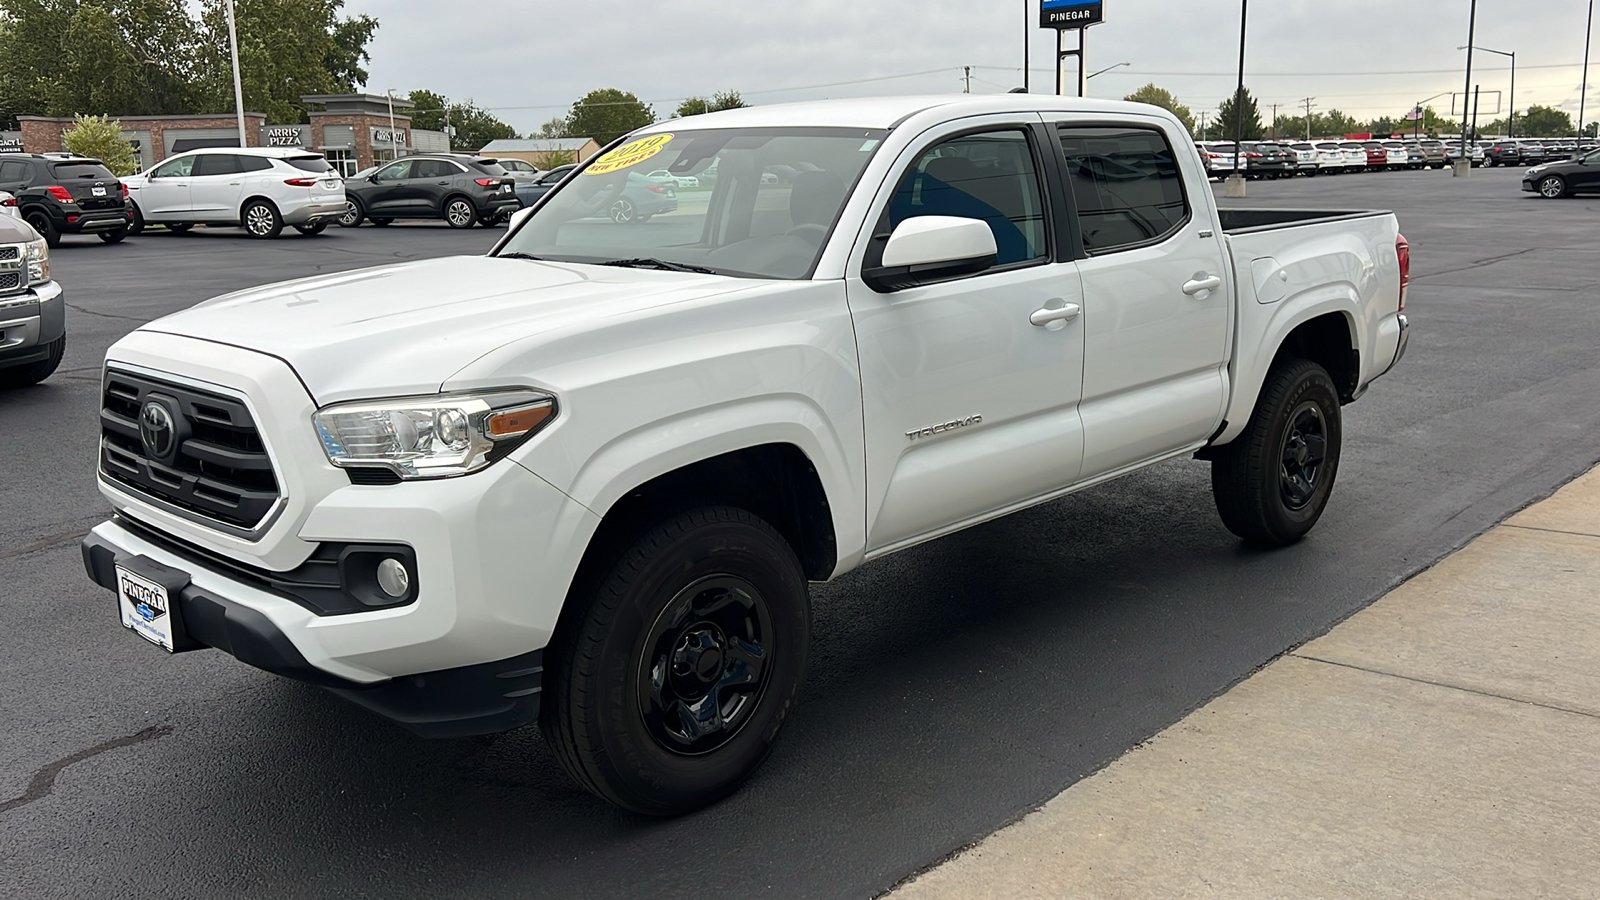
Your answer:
(116, 558), (189, 652)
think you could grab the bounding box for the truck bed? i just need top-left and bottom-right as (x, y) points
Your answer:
(1218, 208), (1392, 234)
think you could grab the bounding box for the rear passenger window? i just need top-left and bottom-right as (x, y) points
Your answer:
(1058, 126), (1189, 255)
(236, 156), (273, 173)
(887, 130), (1048, 267)
(191, 154), (242, 177)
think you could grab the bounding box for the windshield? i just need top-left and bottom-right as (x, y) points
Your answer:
(496, 126), (887, 280)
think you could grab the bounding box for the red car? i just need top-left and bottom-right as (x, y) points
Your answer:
(1361, 142), (1388, 172)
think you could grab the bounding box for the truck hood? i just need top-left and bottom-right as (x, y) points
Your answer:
(138, 255), (747, 403)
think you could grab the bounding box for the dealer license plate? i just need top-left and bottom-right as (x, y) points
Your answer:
(93, 185), (107, 197)
(117, 563), (180, 651)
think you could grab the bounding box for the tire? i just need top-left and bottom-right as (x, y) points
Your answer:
(336, 199), (363, 228)
(127, 203), (145, 236)
(98, 227), (127, 244)
(0, 335), (65, 389)
(1210, 359), (1342, 546)
(294, 222), (327, 236)
(1538, 175), (1567, 199)
(369, 217), (392, 227)
(166, 222), (193, 233)
(444, 197), (476, 229)
(242, 199), (282, 238)
(608, 197), (638, 224)
(24, 211), (61, 248)
(541, 506), (810, 816)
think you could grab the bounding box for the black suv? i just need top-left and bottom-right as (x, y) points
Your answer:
(0, 153), (130, 246)
(341, 154), (518, 229)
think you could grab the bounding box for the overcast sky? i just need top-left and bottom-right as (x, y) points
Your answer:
(345, 0), (1597, 134)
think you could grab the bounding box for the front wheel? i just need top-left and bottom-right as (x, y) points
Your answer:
(541, 506), (810, 816)
(242, 200), (282, 238)
(336, 199), (363, 227)
(1210, 359), (1342, 546)
(1538, 175), (1568, 198)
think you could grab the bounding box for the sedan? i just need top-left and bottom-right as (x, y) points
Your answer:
(1523, 147), (1600, 198)
(645, 169), (699, 189)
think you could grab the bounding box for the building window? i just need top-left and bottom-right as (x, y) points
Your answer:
(325, 148), (356, 177)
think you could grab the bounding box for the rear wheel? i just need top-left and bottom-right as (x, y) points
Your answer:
(242, 199), (282, 238)
(609, 197), (638, 223)
(444, 197), (476, 229)
(0, 335), (64, 389)
(541, 506), (810, 816)
(24, 211), (61, 248)
(1210, 359), (1342, 546)
(127, 203), (145, 236)
(1538, 175), (1567, 198)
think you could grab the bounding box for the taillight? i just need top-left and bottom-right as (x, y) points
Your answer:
(645, 183), (668, 194)
(45, 185), (74, 202)
(1248, 152), (1262, 158)
(120, 182), (129, 197)
(1395, 233), (1410, 312)
(1, 197), (15, 207)
(283, 177), (318, 187)
(474, 178), (497, 186)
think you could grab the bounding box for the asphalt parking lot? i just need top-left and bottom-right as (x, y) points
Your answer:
(3, 167), (1598, 899)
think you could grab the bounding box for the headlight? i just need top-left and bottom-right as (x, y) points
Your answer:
(313, 390), (556, 479)
(24, 237), (49, 286)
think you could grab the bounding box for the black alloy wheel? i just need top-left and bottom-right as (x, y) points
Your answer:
(444, 197), (476, 229)
(336, 199), (363, 227)
(541, 506), (810, 816)
(24, 211), (60, 248)
(1210, 358), (1343, 546)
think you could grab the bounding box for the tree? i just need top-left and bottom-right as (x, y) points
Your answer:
(1215, 87), (1264, 142)
(536, 117), (569, 138)
(1123, 83), (1195, 135)
(197, 0), (379, 123)
(1519, 105), (1575, 137)
(62, 114), (139, 174)
(408, 89), (518, 150)
(564, 88), (654, 144)
(674, 90), (748, 118)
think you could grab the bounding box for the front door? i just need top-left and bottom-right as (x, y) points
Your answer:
(846, 121), (1087, 553)
(1574, 150), (1600, 190)
(365, 159), (414, 216)
(1046, 119), (1231, 479)
(139, 155), (194, 218)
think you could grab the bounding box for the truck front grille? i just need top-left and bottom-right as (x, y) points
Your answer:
(0, 244), (21, 296)
(99, 369), (282, 532)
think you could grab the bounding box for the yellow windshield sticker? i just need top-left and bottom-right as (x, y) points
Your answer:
(586, 133), (675, 175)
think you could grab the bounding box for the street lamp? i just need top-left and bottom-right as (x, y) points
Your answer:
(386, 88), (399, 162)
(223, 0), (246, 148)
(1087, 62), (1131, 79)
(1460, 44), (1514, 137)
(1411, 91), (1452, 140)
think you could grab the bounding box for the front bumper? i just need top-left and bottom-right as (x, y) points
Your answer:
(1521, 178), (1539, 193)
(0, 281), (65, 369)
(82, 528), (545, 738)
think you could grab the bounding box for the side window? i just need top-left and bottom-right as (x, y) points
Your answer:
(416, 160), (456, 179)
(886, 129), (1048, 267)
(236, 156), (273, 173)
(191, 154), (241, 177)
(0, 160), (30, 185)
(1058, 125), (1190, 255)
(152, 156), (195, 178)
(375, 160), (412, 181)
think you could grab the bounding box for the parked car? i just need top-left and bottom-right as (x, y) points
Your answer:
(1238, 141), (1293, 178)
(511, 163), (577, 208)
(1310, 141), (1347, 173)
(1523, 146), (1600, 198)
(1482, 141), (1520, 167)
(646, 168), (699, 189)
(83, 95), (1410, 817)
(0, 153), (130, 246)
(342, 153), (519, 229)
(1443, 140), (1485, 166)
(0, 212), (64, 388)
(1359, 141), (1389, 172)
(497, 158), (543, 183)
(1381, 140), (1413, 170)
(0, 190), (18, 218)
(124, 148), (344, 238)
(1287, 142), (1320, 175)
(1337, 141), (1368, 171)
(1198, 141), (1237, 177)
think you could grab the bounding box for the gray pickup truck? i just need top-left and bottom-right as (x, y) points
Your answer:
(0, 210), (65, 388)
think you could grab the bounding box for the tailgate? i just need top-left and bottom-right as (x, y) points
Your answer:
(49, 162), (123, 211)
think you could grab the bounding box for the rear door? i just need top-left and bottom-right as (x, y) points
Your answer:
(187, 153), (246, 219)
(846, 119), (1088, 552)
(1046, 117), (1231, 478)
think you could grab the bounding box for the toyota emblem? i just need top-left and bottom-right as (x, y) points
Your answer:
(140, 400), (177, 460)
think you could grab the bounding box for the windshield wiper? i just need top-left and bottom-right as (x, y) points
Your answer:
(597, 257), (717, 275)
(497, 252), (546, 261)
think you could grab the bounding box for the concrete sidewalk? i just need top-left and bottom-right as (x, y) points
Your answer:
(895, 466), (1600, 899)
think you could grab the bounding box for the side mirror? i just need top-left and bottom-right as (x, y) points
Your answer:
(863, 216), (998, 293)
(367, 174), (380, 183)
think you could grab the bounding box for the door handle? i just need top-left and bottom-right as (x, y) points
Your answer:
(1182, 274), (1224, 296)
(437, 181), (450, 185)
(1029, 302), (1081, 327)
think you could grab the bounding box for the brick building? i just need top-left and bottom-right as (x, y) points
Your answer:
(7, 94), (447, 177)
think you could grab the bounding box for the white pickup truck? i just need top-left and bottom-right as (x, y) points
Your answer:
(82, 95), (1410, 815)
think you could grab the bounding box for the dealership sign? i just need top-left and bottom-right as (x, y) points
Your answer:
(1040, 0), (1103, 28)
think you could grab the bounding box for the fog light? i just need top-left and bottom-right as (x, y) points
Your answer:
(376, 558), (410, 598)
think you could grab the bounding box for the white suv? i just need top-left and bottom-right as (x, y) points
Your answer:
(124, 147), (345, 239)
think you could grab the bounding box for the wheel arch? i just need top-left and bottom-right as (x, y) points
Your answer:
(238, 194), (281, 222)
(441, 192), (476, 216)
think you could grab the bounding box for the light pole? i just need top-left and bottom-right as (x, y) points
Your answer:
(386, 88), (398, 162)
(1413, 90), (1452, 140)
(1581, 0), (1594, 139)
(224, 0), (246, 148)
(1461, 45), (1513, 137)
(1087, 61), (1131, 79)
(1224, 0), (1249, 197)
(1023, 0), (1030, 93)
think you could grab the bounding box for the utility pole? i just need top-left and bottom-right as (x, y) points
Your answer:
(964, 66), (972, 94)
(1270, 102), (1279, 140)
(1301, 97), (1316, 139)
(1462, 0), (1478, 140)
(1199, 110), (1209, 141)
(1023, 0), (1030, 92)
(1224, 0), (1249, 197)
(224, 0), (246, 148)
(1581, 0), (1594, 139)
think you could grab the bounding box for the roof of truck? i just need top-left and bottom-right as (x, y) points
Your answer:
(636, 94), (1174, 134)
